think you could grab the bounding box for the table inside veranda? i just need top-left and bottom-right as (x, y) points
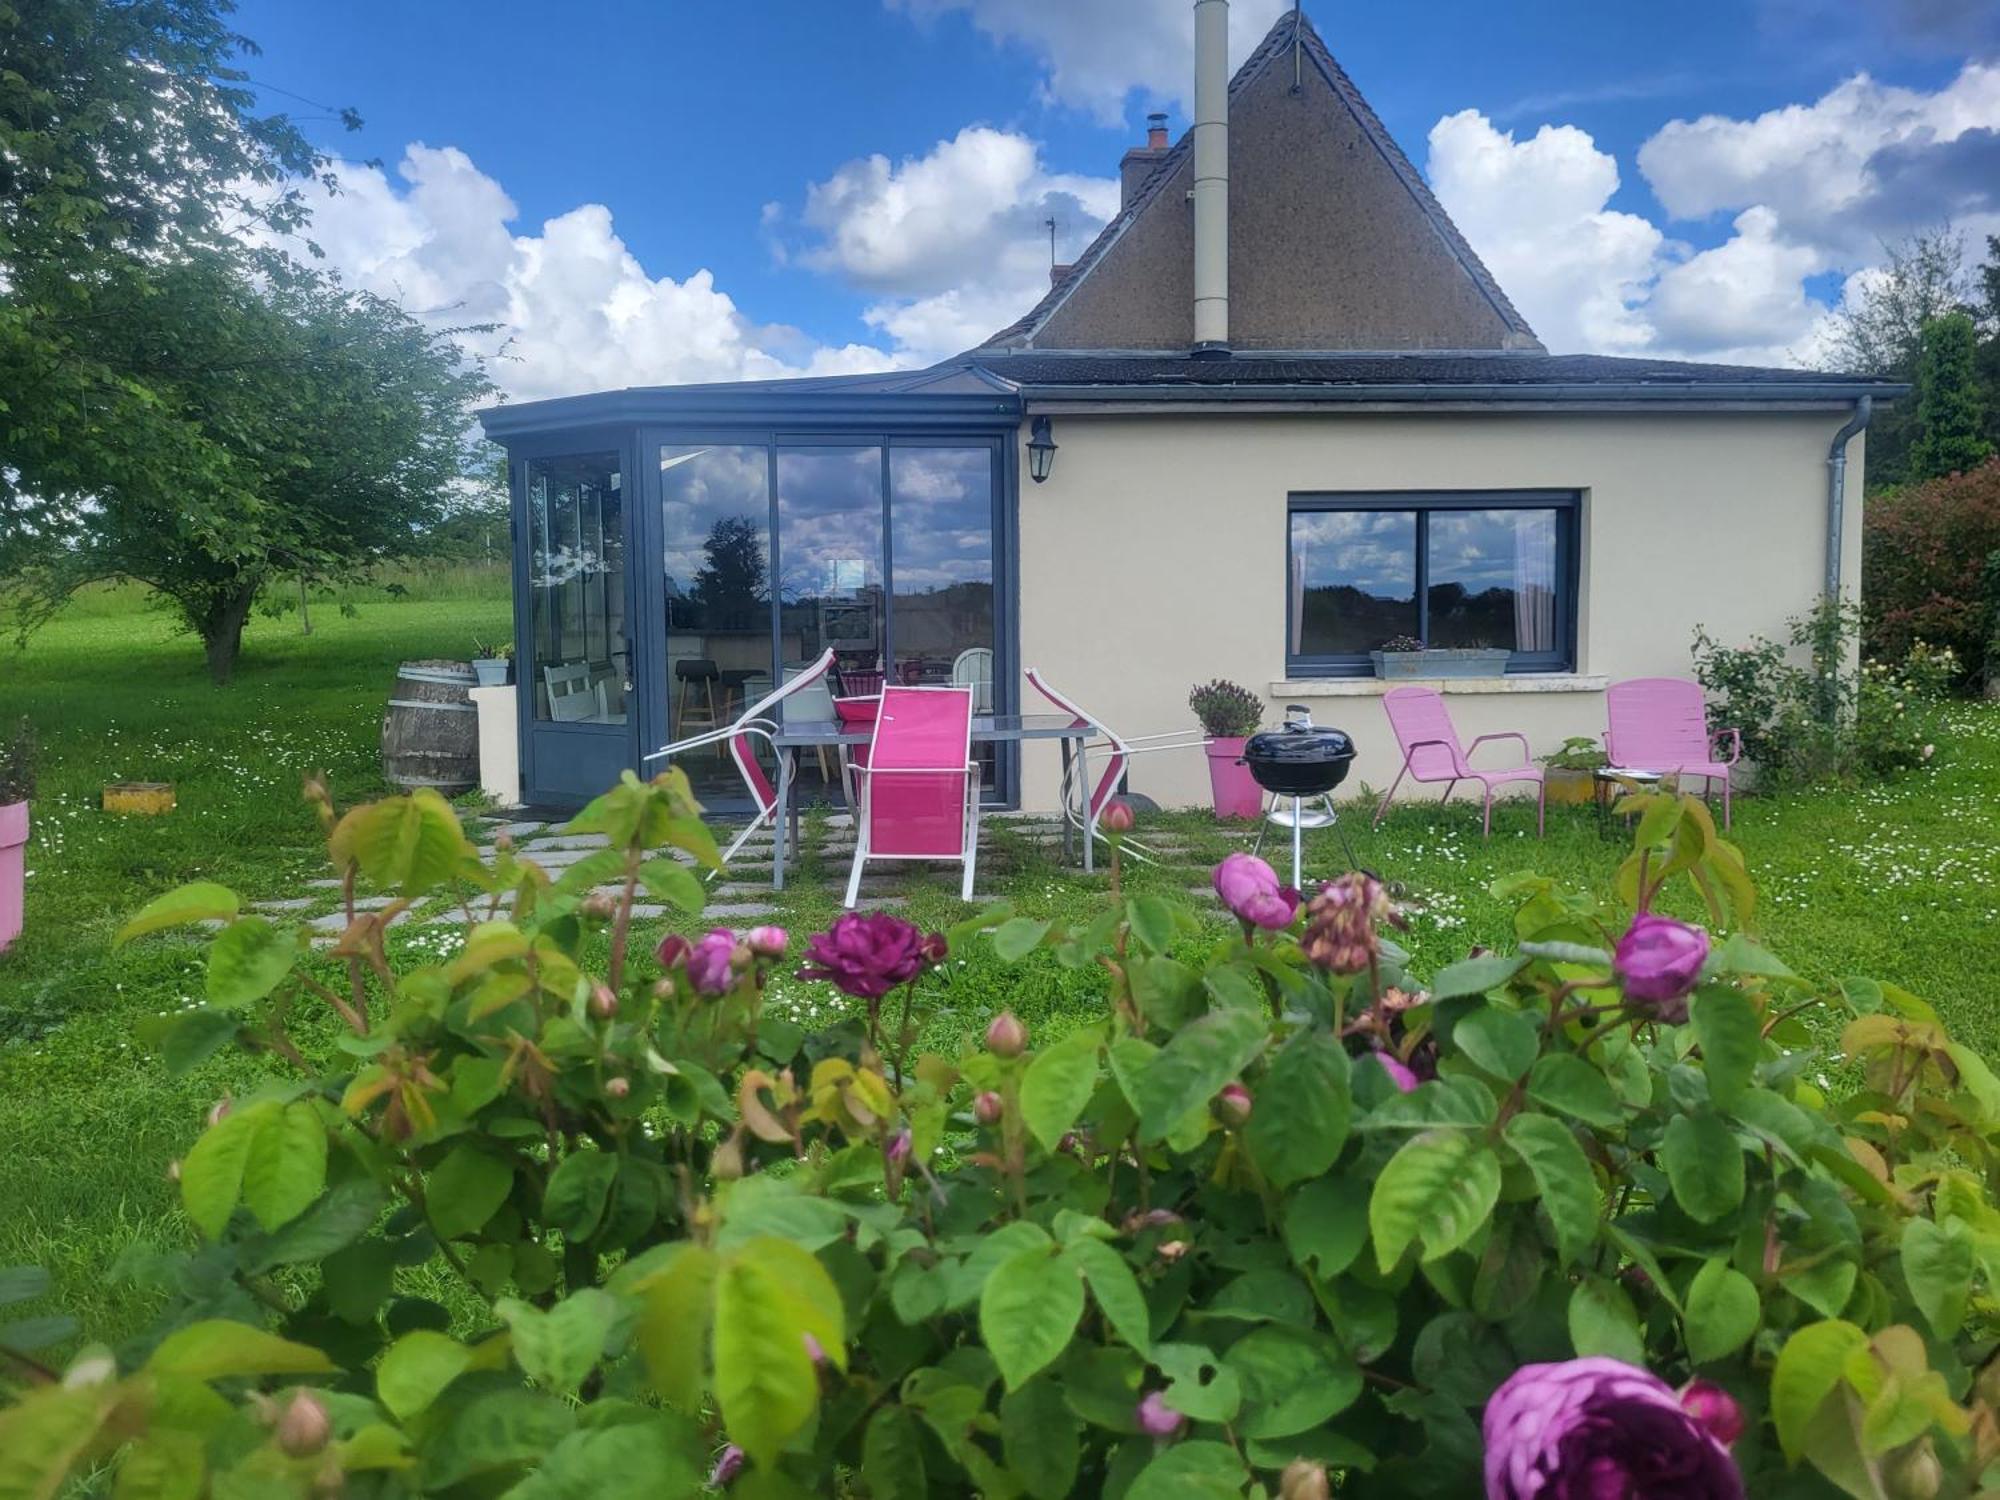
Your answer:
(764, 713), (1097, 890)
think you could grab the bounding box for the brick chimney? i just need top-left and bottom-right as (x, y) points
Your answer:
(1119, 111), (1171, 209)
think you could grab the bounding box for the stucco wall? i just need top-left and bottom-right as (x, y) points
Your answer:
(1011, 409), (1864, 814)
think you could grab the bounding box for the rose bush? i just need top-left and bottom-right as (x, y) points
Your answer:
(3, 771), (1999, 1497)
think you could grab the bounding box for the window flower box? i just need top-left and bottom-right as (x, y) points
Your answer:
(1370, 646), (1511, 679)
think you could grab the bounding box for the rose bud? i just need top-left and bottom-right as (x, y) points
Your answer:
(1885, 1439), (1942, 1500)
(885, 1128), (913, 1166)
(922, 930), (950, 965)
(746, 925), (789, 959)
(972, 1091), (1005, 1126)
(654, 933), (692, 968)
(802, 1332), (827, 1367)
(1373, 1052), (1419, 1093)
(1678, 1381), (1744, 1447)
(651, 976), (677, 1002)
(275, 1389), (332, 1458)
(1613, 914), (1710, 1023)
(589, 984), (618, 1020)
(1155, 1240), (1189, 1263)
(730, 942), (754, 973)
(1101, 799), (1135, 834)
(206, 1096), (233, 1128)
(1213, 1082), (1253, 1126)
(580, 892), (617, 922)
(985, 1011), (1028, 1058)
(1135, 1391), (1185, 1439)
(1280, 1461), (1331, 1500)
(604, 1076), (631, 1100)
(709, 1444), (746, 1488)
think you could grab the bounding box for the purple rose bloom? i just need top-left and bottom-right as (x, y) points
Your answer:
(1373, 1052), (1419, 1093)
(1482, 1358), (1743, 1500)
(1213, 852), (1301, 930)
(708, 1443), (745, 1487)
(797, 912), (930, 999)
(686, 929), (739, 997)
(1136, 1390), (1186, 1438)
(1614, 915), (1710, 1021)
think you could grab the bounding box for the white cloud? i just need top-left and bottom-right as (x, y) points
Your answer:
(271, 144), (903, 404)
(886, 0), (1290, 125)
(787, 126), (1117, 362)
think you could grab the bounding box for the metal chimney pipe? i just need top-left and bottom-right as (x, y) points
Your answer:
(1191, 0), (1229, 357)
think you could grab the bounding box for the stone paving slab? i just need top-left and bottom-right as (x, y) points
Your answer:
(310, 908), (419, 934)
(255, 897), (318, 912)
(522, 833), (610, 852)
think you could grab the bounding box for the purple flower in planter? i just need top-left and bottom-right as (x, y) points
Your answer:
(1614, 915), (1710, 1022)
(1212, 852), (1301, 930)
(1372, 1052), (1419, 1093)
(797, 912), (931, 1000)
(686, 929), (739, 996)
(1482, 1358), (1743, 1499)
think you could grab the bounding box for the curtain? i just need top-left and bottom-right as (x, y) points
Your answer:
(1289, 550), (1305, 656)
(1512, 510), (1557, 653)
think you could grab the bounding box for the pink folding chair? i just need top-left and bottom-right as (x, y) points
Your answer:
(644, 647), (836, 875)
(1373, 686), (1545, 838)
(1604, 678), (1741, 829)
(845, 686), (979, 907)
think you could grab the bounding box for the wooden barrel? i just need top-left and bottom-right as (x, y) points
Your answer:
(382, 660), (479, 795)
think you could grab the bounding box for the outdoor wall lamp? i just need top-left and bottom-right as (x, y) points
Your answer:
(1026, 415), (1058, 484)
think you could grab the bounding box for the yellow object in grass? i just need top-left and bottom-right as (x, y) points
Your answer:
(103, 782), (175, 815)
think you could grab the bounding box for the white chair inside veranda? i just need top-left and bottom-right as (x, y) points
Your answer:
(544, 662), (597, 723)
(642, 647), (837, 874)
(951, 647), (995, 713)
(844, 685), (979, 908)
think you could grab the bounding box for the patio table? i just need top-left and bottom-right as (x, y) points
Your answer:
(764, 712), (1097, 890)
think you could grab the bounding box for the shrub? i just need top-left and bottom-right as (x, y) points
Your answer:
(5, 775), (2000, 1497)
(0, 720), (33, 804)
(1539, 735), (1606, 772)
(1863, 456), (2000, 671)
(1693, 600), (1954, 784)
(1188, 679), (1263, 738)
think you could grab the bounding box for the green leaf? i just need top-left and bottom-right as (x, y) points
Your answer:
(1224, 1325), (1360, 1439)
(146, 1319), (335, 1380)
(1453, 1005), (1539, 1081)
(992, 917), (1052, 962)
(376, 1329), (472, 1421)
(0, 1267), (49, 1309)
(1429, 953), (1526, 1000)
(1713, 933), (1797, 981)
(1130, 1007), (1268, 1143)
(1900, 1218), (1974, 1338)
(0, 1315), (77, 1354)
(1502, 1114), (1600, 1266)
(1691, 987), (1761, 1108)
(637, 1246), (718, 1412)
(0, 1385), (116, 1500)
(1065, 1238), (1154, 1356)
(1283, 1176), (1368, 1277)
(504, 1419), (702, 1500)
(499, 1289), (618, 1396)
(862, 1405), (928, 1500)
(1661, 1113), (1743, 1224)
(1126, 1441), (1246, 1500)
(420, 1390), (575, 1489)
(115, 882), (239, 946)
(331, 789), (474, 896)
(1002, 1378), (1081, 1500)
(1020, 1026), (1102, 1152)
(248, 1178), (386, 1272)
(1568, 1277), (1643, 1364)
(1126, 895), (1177, 954)
(1685, 1259), (1760, 1363)
(1369, 1130), (1502, 1271)
(980, 1245), (1085, 1392)
(543, 1149), (619, 1240)
(1244, 1031), (1351, 1188)
(142, 1007), (242, 1077)
(638, 858), (706, 914)
(1526, 1054), (1625, 1128)
(179, 1101), (266, 1240)
(1772, 1320), (1869, 1461)
(712, 1245), (825, 1464)
(426, 1144), (514, 1240)
(111, 1429), (204, 1500)
(204, 916), (297, 1008)
(1153, 1342), (1242, 1423)
(1357, 1074), (1498, 1131)
(240, 1100), (326, 1231)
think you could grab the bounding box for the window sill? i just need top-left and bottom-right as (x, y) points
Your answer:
(1270, 673), (1608, 697)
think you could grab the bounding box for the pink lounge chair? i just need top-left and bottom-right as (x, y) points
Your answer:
(845, 686), (979, 907)
(1604, 677), (1741, 829)
(1373, 686), (1545, 838)
(643, 647), (836, 873)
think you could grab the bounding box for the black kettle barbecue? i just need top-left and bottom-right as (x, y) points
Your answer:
(1241, 706), (1359, 887)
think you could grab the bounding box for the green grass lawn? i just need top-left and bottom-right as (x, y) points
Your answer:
(2, 576), (1996, 1350)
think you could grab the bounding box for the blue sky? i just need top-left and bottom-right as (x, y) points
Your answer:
(231, 0), (2000, 394)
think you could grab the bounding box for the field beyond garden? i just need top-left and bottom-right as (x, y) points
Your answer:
(1, 575), (1997, 1346)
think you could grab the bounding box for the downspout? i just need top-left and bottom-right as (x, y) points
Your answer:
(1824, 395), (1871, 601)
(1191, 0), (1230, 357)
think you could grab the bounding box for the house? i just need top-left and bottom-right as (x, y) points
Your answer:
(477, 3), (1903, 816)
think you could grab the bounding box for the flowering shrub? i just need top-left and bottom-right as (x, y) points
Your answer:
(1863, 456), (2000, 673)
(1188, 679), (1264, 739)
(4, 772), (2000, 1497)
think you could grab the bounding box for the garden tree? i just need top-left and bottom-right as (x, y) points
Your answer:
(1, 249), (493, 681)
(690, 515), (770, 626)
(1862, 457), (2000, 671)
(1909, 311), (1995, 481)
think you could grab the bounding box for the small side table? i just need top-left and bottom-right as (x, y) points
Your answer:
(1594, 768), (1665, 840)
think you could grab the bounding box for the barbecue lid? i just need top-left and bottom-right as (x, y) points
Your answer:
(1243, 706), (1355, 764)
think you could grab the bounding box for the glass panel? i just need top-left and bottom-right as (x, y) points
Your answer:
(1289, 510), (1417, 657)
(1427, 508), (1561, 654)
(778, 447), (885, 685)
(890, 447), (997, 789)
(661, 444), (775, 803)
(527, 453), (625, 723)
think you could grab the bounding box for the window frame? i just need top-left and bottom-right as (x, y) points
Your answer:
(1284, 489), (1581, 678)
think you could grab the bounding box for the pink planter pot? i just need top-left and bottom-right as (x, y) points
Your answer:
(0, 801), (26, 954)
(1205, 738), (1264, 820)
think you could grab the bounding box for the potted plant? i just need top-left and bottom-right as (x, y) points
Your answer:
(0, 720), (33, 954)
(1370, 635), (1512, 679)
(1540, 734), (1606, 806)
(1188, 679), (1265, 819)
(471, 635), (514, 688)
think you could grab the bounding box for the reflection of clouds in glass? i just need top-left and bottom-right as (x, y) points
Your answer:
(1291, 510), (1414, 598)
(778, 448), (882, 600)
(892, 448), (992, 593)
(662, 445), (768, 586)
(1430, 509), (1553, 592)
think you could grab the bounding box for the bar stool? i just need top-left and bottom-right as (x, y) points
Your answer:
(674, 658), (724, 758)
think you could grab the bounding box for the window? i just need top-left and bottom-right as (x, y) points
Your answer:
(527, 453), (626, 722)
(1287, 492), (1577, 676)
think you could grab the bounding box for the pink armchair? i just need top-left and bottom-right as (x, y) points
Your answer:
(1374, 686), (1545, 838)
(1604, 677), (1742, 829)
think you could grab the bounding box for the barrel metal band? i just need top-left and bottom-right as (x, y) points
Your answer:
(387, 698), (478, 713)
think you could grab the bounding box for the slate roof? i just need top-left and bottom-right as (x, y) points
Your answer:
(977, 8), (1536, 351)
